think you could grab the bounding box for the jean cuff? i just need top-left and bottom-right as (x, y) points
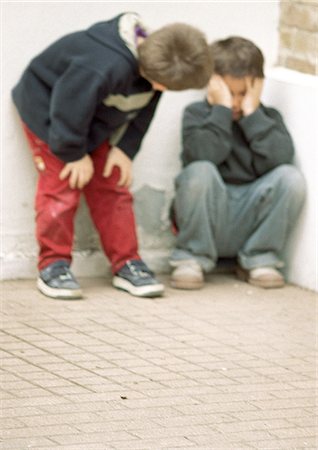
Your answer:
(170, 249), (215, 273)
(238, 251), (284, 270)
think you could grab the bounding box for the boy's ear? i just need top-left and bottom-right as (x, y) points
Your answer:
(139, 67), (167, 91)
(151, 81), (167, 92)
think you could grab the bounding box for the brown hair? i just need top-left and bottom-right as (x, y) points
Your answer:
(138, 23), (213, 90)
(210, 36), (264, 78)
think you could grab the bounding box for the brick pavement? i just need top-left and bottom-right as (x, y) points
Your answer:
(0, 273), (317, 449)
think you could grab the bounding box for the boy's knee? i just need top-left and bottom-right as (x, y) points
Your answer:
(175, 161), (222, 203)
(182, 160), (219, 181)
(275, 164), (306, 199)
(176, 161), (219, 192)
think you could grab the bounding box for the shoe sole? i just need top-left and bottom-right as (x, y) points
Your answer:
(236, 267), (285, 289)
(170, 279), (204, 290)
(112, 277), (164, 298)
(37, 278), (83, 299)
(249, 279), (285, 289)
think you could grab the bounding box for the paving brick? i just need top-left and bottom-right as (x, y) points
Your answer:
(0, 417), (25, 429)
(142, 385), (220, 399)
(132, 424), (214, 439)
(2, 424), (79, 439)
(252, 437), (317, 448)
(13, 387), (59, 398)
(38, 400), (128, 414)
(116, 395), (200, 409)
(288, 416), (317, 427)
(250, 397), (315, 410)
(20, 412), (101, 427)
(233, 407), (313, 421)
(0, 390), (16, 400)
(0, 437), (55, 449)
(270, 426), (317, 439)
(271, 388), (314, 399)
(151, 412), (234, 427)
(219, 381), (294, 393)
(74, 418), (159, 433)
(224, 429), (277, 442)
(109, 436), (196, 448)
(215, 418), (291, 433)
(192, 391), (275, 403)
(1, 406), (44, 417)
(1, 379), (35, 390)
(174, 401), (258, 415)
(185, 433), (249, 447)
(160, 378), (201, 388)
(1, 396), (69, 409)
(125, 380), (167, 391)
(33, 378), (85, 389)
(49, 430), (136, 445)
(167, 447), (211, 450)
(34, 445), (111, 450)
(97, 406), (181, 420)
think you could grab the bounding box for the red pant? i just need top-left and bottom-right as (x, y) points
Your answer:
(23, 125), (140, 273)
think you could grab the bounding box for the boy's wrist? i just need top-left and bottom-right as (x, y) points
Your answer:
(242, 108), (255, 117)
(242, 104), (260, 117)
(206, 96), (231, 109)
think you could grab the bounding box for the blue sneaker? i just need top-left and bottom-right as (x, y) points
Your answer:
(37, 260), (83, 299)
(113, 259), (164, 298)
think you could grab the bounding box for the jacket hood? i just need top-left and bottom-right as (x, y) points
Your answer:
(86, 13), (150, 67)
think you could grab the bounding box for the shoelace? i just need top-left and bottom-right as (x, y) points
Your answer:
(49, 263), (73, 280)
(127, 260), (153, 278)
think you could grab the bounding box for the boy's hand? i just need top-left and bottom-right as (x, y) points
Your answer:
(103, 146), (132, 187)
(207, 75), (232, 108)
(59, 154), (94, 189)
(241, 77), (264, 116)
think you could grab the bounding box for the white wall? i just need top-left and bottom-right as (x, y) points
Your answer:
(262, 68), (318, 292)
(2, 1), (282, 280)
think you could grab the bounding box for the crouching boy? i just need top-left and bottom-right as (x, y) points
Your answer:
(170, 36), (306, 289)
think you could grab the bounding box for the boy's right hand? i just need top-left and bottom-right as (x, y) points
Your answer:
(207, 75), (232, 108)
(59, 154), (94, 189)
(103, 146), (133, 188)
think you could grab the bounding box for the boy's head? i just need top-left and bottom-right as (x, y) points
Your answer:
(210, 36), (264, 79)
(210, 36), (264, 120)
(138, 23), (213, 91)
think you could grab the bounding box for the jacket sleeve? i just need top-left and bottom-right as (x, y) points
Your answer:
(238, 106), (295, 174)
(116, 91), (162, 159)
(181, 102), (233, 167)
(48, 63), (106, 162)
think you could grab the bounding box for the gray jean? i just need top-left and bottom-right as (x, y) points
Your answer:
(170, 162), (306, 272)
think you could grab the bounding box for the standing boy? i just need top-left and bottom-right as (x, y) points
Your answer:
(170, 36), (306, 289)
(12, 12), (212, 299)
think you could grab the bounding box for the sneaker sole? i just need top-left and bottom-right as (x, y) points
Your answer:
(249, 278), (285, 289)
(37, 278), (83, 300)
(112, 277), (164, 298)
(236, 267), (285, 289)
(170, 279), (204, 290)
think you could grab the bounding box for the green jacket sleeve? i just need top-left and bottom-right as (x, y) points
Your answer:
(181, 101), (233, 167)
(238, 106), (295, 174)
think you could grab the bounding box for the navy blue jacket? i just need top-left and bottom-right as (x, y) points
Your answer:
(12, 13), (161, 162)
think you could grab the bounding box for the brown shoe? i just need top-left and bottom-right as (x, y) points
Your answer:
(170, 260), (204, 290)
(236, 266), (285, 289)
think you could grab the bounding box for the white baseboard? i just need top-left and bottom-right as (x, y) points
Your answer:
(0, 249), (171, 280)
